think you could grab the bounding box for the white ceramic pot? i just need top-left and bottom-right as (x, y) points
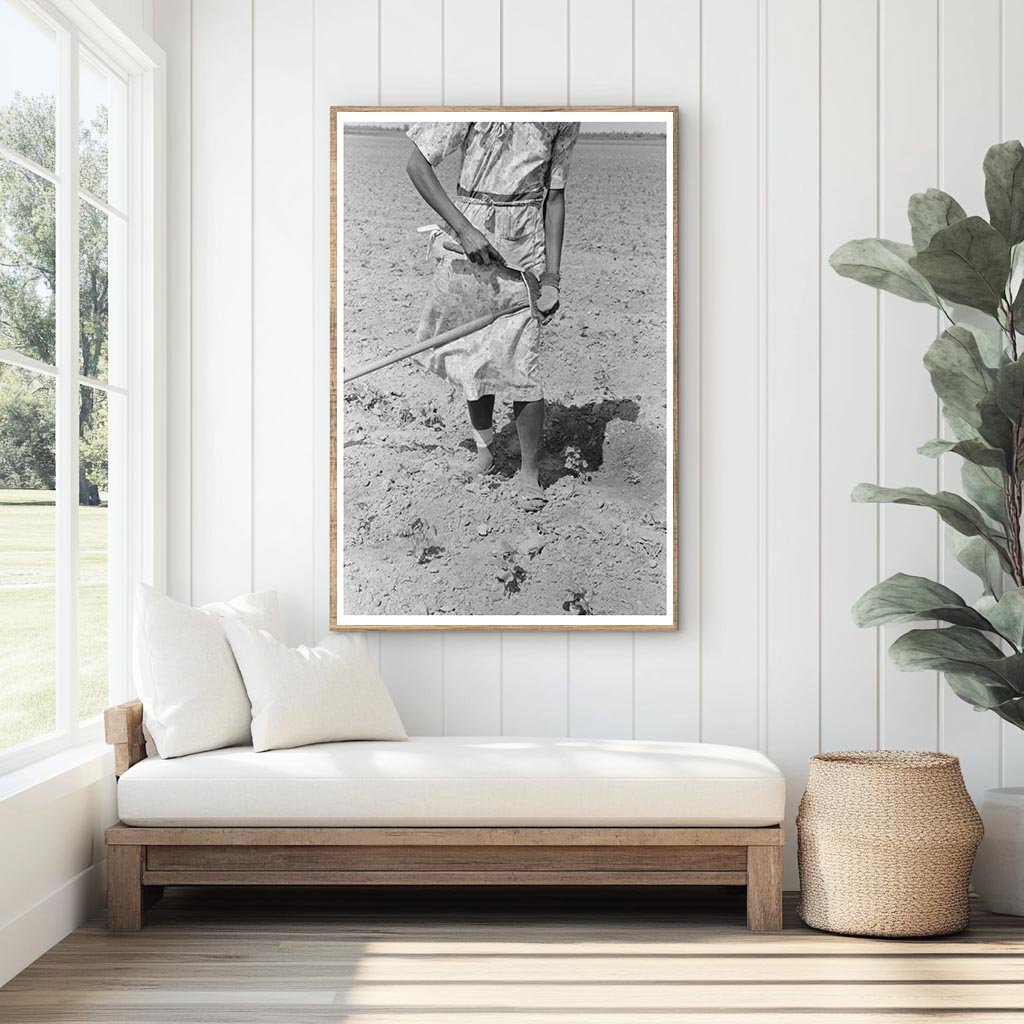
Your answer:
(973, 787), (1024, 916)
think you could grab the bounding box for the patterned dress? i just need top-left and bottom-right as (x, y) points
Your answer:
(407, 121), (581, 401)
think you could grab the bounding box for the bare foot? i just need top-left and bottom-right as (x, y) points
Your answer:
(517, 472), (546, 512)
(475, 446), (495, 475)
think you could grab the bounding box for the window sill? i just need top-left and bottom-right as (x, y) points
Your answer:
(0, 739), (113, 815)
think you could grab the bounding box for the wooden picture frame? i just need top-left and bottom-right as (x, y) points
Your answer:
(330, 107), (679, 630)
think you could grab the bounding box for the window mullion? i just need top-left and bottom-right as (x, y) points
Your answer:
(55, 24), (81, 734)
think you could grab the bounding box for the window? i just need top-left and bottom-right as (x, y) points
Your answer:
(0, 0), (160, 771)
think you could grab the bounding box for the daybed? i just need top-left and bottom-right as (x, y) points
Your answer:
(104, 699), (786, 931)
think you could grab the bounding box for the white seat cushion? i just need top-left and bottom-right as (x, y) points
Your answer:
(117, 736), (785, 827)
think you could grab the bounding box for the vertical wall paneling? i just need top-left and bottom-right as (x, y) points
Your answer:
(938, 0), (1002, 795)
(439, 0), (504, 732)
(563, 0), (636, 736)
(568, 633), (635, 738)
(252, 0), (316, 645)
(164, 0), (1021, 891)
(877, 0), (941, 751)
(501, 632), (569, 736)
(497, 0), (571, 735)
(380, 632), (445, 734)
(380, 0), (443, 106)
(153, 0), (190, 603)
(189, 0), (253, 605)
(567, 0), (632, 104)
(818, 0), (879, 752)
(1001, 2), (1024, 145)
(1001, 0), (1024, 786)
(632, 0), (700, 742)
(443, 638), (502, 734)
(764, 0), (821, 881)
(500, 0), (568, 105)
(698, 0), (761, 749)
(312, 0), (380, 650)
(442, 0), (500, 105)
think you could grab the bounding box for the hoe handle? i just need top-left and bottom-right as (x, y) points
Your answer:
(344, 303), (529, 383)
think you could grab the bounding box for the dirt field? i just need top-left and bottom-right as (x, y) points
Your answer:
(339, 128), (670, 617)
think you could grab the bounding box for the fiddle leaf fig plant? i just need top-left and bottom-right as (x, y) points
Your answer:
(832, 140), (1024, 731)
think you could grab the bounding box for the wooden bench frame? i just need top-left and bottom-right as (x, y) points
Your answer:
(104, 700), (784, 932)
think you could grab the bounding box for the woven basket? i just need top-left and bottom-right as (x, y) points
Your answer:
(797, 751), (983, 937)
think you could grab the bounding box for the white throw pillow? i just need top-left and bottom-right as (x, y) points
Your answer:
(133, 584), (283, 758)
(223, 622), (407, 752)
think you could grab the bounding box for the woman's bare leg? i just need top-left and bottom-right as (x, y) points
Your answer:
(467, 395), (496, 474)
(513, 399), (545, 507)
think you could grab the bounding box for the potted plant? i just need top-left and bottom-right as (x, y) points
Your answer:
(832, 140), (1024, 914)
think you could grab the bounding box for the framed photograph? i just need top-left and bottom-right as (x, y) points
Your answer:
(330, 107), (678, 630)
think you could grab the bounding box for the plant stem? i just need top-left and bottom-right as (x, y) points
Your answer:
(1006, 307), (1024, 587)
(1005, 471), (1024, 588)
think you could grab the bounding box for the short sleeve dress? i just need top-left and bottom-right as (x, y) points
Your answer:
(407, 121), (581, 402)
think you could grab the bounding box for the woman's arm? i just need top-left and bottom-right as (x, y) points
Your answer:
(543, 188), (566, 276)
(537, 188), (566, 322)
(405, 146), (504, 266)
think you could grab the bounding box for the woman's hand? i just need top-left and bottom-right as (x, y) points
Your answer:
(457, 225), (505, 267)
(406, 147), (504, 266)
(535, 271), (560, 325)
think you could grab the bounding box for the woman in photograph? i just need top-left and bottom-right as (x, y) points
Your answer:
(406, 121), (581, 511)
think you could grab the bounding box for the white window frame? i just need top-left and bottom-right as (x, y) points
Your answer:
(0, 0), (164, 775)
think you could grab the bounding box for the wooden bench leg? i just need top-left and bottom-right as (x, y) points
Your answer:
(108, 845), (145, 932)
(746, 845), (783, 931)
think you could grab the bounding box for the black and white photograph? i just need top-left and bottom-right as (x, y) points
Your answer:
(331, 109), (677, 629)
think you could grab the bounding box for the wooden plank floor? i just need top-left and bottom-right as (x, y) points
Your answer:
(3, 886), (1024, 1022)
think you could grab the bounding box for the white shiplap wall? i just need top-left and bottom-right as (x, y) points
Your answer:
(153, 0), (1024, 883)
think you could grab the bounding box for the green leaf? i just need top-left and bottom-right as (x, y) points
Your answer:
(923, 325), (997, 428)
(950, 533), (1004, 596)
(977, 589), (1024, 649)
(944, 671), (1024, 713)
(978, 391), (1016, 457)
(962, 461), (1008, 527)
(830, 238), (942, 307)
(852, 573), (994, 630)
(908, 188), (968, 251)
(909, 216), (1011, 314)
(890, 624), (1004, 669)
(1009, 242), (1024, 313)
(993, 357), (1024, 423)
(969, 322), (1011, 368)
(918, 437), (1007, 470)
(984, 140), (1024, 246)
(984, 687), (1024, 728)
(1011, 278), (1024, 326)
(889, 627), (1024, 705)
(942, 407), (983, 442)
(851, 483), (1011, 568)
